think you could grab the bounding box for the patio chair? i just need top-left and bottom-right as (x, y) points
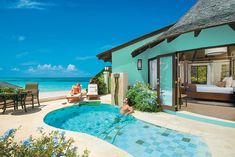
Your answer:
(66, 84), (82, 103)
(66, 93), (82, 103)
(25, 83), (40, 108)
(86, 84), (99, 100)
(0, 94), (17, 114)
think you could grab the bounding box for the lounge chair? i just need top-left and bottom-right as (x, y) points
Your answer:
(87, 84), (98, 100)
(66, 84), (82, 103)
(25, 83), (40, 108)
(66, 93), (82, 103)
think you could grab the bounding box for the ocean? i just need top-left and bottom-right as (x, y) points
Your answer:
(0, 77), (90, 92)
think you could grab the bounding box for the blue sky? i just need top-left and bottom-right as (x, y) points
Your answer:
(0, 0), (196, 77)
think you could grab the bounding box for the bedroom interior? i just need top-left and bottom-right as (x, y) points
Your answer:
(179, 45), (235, 106)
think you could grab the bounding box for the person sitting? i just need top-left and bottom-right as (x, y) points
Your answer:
(120, 98), (134, 115)
(70, 83), (81, 96)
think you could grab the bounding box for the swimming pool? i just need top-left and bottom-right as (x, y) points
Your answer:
(44, 103), (211, 157)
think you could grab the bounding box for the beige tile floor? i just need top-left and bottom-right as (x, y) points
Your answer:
(180, 102), (235, 121)
(1, 94), (235, 157)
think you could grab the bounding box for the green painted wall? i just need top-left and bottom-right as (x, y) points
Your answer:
(147, 25), (235, 59)
(112, 34), (162, 85)
(112, 25), (235, 85)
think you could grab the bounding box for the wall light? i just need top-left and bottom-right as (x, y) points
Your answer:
(137, 59), (142, 70)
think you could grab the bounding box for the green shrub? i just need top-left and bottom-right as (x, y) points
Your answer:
(91, 67), (112, 95)
(0, 127), (89, 157)
(126, 82), (161, 112)
(0, 87), (26, 94)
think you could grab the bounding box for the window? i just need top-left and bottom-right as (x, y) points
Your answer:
(191, 65), (207, 84)
(221, 64), (229, 81)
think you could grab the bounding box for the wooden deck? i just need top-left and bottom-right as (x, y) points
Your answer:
(179, 100), (235, 121)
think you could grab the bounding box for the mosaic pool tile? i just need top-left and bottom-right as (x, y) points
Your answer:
(145, 148), (154, 154)
(162, 132), (169, 136)
(136, 139), (145, 145)
(182, 137), (191, 142)
(44, 104), (211, 157)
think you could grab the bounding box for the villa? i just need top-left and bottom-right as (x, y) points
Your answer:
(2, 0), (235, 157)
(97, 0), (235, 117)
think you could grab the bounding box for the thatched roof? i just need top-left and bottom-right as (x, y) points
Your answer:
(0, 82), (21, 89)
(132, 0), (235, 57)
(96, 24), (173, 62)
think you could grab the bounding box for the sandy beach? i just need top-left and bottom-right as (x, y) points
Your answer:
(39, 90), (69, 102)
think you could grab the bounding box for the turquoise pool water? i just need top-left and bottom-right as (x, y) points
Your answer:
(0, 77), (90, 92)
(44, 103), (211, 157)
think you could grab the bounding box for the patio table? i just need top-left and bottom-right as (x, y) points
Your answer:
(0, 92), (28, 114)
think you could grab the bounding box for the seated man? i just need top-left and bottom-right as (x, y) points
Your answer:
(70, 83), (81, 96)
(120, 98), (134, 115)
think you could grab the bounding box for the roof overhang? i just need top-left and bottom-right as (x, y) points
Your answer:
(132, 0), (235, 58)
(96, 24), (174, 62)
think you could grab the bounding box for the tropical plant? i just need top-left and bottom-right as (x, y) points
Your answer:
(126, 82), (161, 112)
(0, 127), (89, 157)
(0, 87), (26, 94)
(90, 67), (112, 95)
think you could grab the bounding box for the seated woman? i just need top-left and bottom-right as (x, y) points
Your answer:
(120, 98), (134, 115)
(70, 83), (81, 96)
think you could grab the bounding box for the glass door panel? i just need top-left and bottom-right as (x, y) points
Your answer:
(149, 59), (158, 90)
(159, 56), (173, 106)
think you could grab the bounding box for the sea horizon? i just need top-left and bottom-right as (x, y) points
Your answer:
(0, 77), (91, 92)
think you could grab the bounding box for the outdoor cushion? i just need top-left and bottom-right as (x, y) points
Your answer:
(215, 82), (225, 87)
(225, 77), (233, 87)
(232, 80), (235, 88)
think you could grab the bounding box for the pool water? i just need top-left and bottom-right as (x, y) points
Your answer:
(44, 103), (211, 157)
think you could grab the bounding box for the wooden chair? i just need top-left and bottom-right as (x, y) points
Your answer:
(0, 94), (17, 114)
(179, 85), (188, 109)
(86, 84), (99, 100)
(25, 83), (40, 108)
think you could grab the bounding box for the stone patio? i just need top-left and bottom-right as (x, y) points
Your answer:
(0, 94), (235, 157)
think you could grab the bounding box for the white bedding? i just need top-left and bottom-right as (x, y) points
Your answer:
(196, 85), (234, 94)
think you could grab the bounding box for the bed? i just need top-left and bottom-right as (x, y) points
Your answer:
(185, 84), (235, 102)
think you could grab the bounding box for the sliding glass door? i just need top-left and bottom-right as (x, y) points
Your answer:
(149, 54), (176, 108)
(159, 55), (173, 106)
(149, 59), (158, 90)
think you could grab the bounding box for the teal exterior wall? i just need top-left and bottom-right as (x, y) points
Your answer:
(112, 34), (162, 85)
(147, 25), (235, 59)
(112, 25), (235, 85)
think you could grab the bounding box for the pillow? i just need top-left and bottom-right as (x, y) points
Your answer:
(225, 77), (233, 87)
(215, 82), (225, 87)
(222, 77), (229, 82)
(232, 80), (235, 88)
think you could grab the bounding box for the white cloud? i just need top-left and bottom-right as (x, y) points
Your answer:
(26, 64), (77, 73)
(75, 56), (95, 61)
(16, 51), (28, 58)
(37, 64), (64, 71)
(25, 64), (91, 76)
(11, 67), (20, 71)
(21, 61), (38, 66)
(66, 64), (77, 72)
(9, 0), (55, 10)
(27, 67), (36, 72)
(18, 36), (26, 41)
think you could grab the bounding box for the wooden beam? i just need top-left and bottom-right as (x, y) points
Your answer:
(192, 50), (197, 61)
(194, 30), (202, 37)
(167, 35), (179, 43)
(179, 53), (184, 61)
(228, 47), (232, 76)
(229, 23), (235, 31)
